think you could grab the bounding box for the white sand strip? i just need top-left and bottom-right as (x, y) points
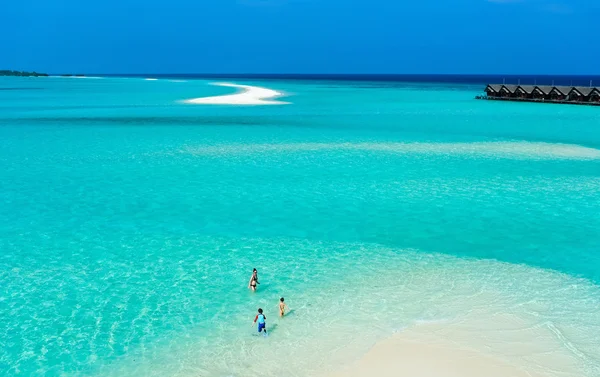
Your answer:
(328, 320), (575, 377)
(329, 333), (544, 377)
(184, 82), (289, 105)
(49, 76), (103, 79)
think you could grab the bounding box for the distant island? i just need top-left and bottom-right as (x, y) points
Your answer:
(0, 70), (49, 77)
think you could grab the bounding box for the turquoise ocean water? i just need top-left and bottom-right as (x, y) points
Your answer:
(1, 76), (600, 376)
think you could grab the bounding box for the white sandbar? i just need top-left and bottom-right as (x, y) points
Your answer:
(184, 82), (289, 105)
(329, 320), (575, 377)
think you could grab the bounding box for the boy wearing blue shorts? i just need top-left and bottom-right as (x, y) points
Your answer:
(253, 308), (267, 336)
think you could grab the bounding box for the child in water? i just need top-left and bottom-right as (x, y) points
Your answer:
(253, 308), (267, 336)
(278, 297), (289, 317)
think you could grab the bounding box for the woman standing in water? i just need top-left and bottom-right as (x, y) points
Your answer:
(248, 268), (259, 291)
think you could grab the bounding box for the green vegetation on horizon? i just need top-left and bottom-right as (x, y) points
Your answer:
(0, 70), (49, 77)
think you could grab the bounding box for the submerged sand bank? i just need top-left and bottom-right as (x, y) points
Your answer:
(87, 244), (600, 377)
(184, 141), (600, 160)
(184, 82), (289, 105)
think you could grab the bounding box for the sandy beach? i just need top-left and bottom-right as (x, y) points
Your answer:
(184, 82), (289, 105)
(330, 331), (542, 377)
(328, 314), (589, 377)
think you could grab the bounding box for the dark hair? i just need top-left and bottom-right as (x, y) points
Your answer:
(280, 297), (284, 302)
(253, 268), (257, 272)
(258, 308), (263, 313)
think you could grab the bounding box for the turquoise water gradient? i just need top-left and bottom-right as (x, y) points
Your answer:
(1, 77), (600, 376)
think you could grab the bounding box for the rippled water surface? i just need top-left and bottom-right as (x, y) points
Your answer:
(1, 76), (599, 376)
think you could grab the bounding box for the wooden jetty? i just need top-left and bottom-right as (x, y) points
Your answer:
(476, 84), (600, 106)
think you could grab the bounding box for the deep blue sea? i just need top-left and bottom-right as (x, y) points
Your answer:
(1, 75), (599, 377)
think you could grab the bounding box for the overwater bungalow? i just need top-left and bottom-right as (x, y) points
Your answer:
(478, 84), (600, 106)
(577, 87), (600, 102)
(548, 87), (568, 101)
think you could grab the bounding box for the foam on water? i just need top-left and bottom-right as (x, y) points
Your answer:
(183, 141), (600, 160)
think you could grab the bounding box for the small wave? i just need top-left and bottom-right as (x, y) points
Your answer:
(183, 82), (290, 105)
(144, 78), (158, 81)
(183, 141), (600, 160)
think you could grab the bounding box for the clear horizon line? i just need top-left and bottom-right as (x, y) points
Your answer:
(71, 73), (600, 77)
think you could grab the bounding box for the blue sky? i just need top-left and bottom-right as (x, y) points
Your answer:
(1, 0), (597, 74)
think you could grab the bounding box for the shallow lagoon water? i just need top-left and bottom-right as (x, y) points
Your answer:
(1, 76), (599, 376)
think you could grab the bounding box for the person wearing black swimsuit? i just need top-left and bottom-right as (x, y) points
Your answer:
(248, 268), (259, 291)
